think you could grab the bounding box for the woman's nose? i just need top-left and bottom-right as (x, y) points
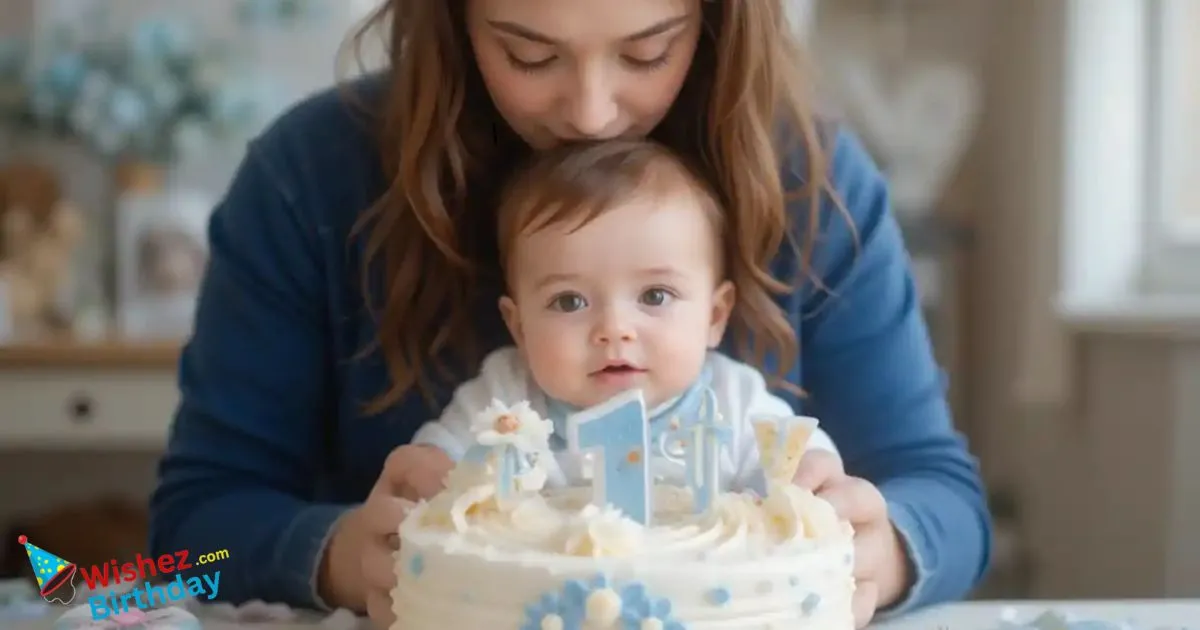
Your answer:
(565, 66), (619, 139)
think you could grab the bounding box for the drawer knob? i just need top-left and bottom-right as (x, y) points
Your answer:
(68, 394), (94, 423)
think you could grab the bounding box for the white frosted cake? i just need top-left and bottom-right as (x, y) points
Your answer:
(391, 395), (857, 630)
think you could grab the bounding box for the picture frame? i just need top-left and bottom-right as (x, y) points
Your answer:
(114, 182), (210, 340)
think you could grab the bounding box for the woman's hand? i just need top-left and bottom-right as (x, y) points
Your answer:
(319, 444), (454, 629)
(793, 451), (912, 628)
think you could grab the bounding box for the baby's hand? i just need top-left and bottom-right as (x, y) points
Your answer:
(394, 444), (455, 501)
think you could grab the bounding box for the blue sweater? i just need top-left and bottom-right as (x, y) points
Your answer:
(149, 79), (991, 615)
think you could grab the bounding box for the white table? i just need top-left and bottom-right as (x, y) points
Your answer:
(11, 600), (1200, 629)
(874, 600), (1200, 628)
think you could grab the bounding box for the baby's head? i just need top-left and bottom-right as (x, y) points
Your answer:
(497, 140), (733, 410)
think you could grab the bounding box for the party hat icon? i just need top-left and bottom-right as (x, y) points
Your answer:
(16, 534), (78, 604)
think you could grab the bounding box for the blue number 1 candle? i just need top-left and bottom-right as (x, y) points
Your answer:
(566, 389), (652, 525)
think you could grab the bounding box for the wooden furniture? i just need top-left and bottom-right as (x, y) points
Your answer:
(0, 339), (180, 449)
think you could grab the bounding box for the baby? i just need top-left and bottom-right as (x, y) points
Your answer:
(412, 139), (837, 490)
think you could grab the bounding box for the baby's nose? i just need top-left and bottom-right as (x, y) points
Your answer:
(591, 312), (636, 344)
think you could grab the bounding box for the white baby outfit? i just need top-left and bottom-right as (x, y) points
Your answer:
(413, 347), (838, 491)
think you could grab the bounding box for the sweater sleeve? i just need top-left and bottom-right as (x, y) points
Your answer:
(148, 139), (347, 610)
(798, 129), (993, 613)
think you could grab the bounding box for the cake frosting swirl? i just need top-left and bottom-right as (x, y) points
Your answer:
(392, 453), (857, 630)
(412, 457), (845, 561)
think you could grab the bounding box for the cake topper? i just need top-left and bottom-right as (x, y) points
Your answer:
(751, 415), (819, 486)
(566, 386), (738, 522)
(658, 387), (732, 514)
(475, 389), (785, 523)
(464, 399), (553, 502)
(565, 389), (653, 525)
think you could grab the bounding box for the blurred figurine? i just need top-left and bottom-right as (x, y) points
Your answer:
(0, 162), (85, 340)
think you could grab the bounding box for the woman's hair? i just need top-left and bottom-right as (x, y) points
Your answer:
(348, 1), (836, 412)
(495, 139), (725, 282)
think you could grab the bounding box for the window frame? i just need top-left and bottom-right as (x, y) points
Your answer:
(1142, 0), (1200, 293)
(1057, 0), (1200, 306)
(1059, 0), (1146, 307)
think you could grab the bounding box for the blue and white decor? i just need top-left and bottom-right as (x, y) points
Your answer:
(0, 13), (261, 164)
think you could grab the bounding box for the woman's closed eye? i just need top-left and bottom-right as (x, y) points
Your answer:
(504, 51), (674, 75)
(621, 51), (672, 72)
(622, 35), (679, 72)
(547, 292), (588, 313)
(506, 51), (557, 73)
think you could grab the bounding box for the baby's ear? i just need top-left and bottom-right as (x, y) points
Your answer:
(708, 281), (735, 348)
(499, 295), (524, 345)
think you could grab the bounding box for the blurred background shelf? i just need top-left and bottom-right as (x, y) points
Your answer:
(0, 338), (180, 369)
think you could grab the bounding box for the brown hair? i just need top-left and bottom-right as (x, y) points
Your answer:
(348, 1), (836, 412)
(495, 139), (725, 283)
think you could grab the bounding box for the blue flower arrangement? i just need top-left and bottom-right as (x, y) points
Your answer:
(522, 574), (684, 630)
(0, 10), (264, 164)
(235, 0), (331, 27)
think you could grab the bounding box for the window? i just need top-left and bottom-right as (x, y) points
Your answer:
(1144, 0), (1200, 291)
(1060, 0), (1200, 305)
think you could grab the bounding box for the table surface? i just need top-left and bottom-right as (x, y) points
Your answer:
(11, 599), (1200, 629)
(874, 600), (1200, 628)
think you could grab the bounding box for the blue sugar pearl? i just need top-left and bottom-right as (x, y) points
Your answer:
(707, 587), (731, 606)
(408, 554), (425, 577)
(801, 592), (821, 615)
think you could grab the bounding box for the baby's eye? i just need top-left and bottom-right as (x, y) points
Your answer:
(549, 292), (587, 312)
(640, 288), (673, 307)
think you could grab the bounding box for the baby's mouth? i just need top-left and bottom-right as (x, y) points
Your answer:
(591, 363), (647, 376)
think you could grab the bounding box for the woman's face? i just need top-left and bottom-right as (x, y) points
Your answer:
(466, 0), (702, 150)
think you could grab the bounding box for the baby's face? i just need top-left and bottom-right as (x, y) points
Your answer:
(500, 188), (733, 410)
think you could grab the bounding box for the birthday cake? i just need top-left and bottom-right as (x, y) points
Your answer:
(391, 391), (856, 630)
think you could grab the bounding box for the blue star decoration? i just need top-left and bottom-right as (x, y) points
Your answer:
(522, 573), (685, 630)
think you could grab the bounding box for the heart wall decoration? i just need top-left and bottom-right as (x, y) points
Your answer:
(831, 55), (982, 217)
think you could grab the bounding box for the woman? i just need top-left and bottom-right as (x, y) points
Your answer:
(147, 0), (992, 628)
